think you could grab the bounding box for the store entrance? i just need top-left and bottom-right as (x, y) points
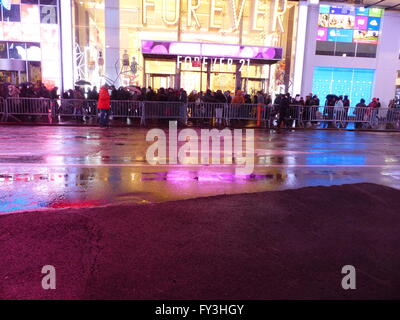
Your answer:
(146, 73), (174, 90)
(241, 78), (266, 95)
(143, 56), (274, 94)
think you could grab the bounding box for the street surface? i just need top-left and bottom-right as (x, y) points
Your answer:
(1, 125), (400, 213)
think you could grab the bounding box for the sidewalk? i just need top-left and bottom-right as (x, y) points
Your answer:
(1, 183), (400, 299)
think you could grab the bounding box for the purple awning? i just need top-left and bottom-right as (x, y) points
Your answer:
(142, 40), (283, 62)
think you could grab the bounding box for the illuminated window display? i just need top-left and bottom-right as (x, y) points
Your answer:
(114, 0), (299, 93)
(312, 66), (375, 106)
(71, 0), (105, 88)
(316, 4), (384, 58)
(0, 0), (61, 88)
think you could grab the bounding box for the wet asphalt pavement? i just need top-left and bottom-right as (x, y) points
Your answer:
(1, 125), (400, 213)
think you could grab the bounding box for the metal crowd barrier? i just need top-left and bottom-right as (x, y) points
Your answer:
(290, 105), (399, 129)
(111, 100), (142, 119)
(3, 97), (52, 122)
(6, 97), (51, 115)
(0, 97), (399, 130)
(185, 103), (275, 127)
(142, 101), (183, 120)
(0, 97), (5, 122)
(57, 99), (98, 118)
(386, 108), (400, 129)
(186, 102), (225, 120)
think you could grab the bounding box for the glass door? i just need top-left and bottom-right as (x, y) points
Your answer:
(242, 78), (266, 95)
(146, 74), (174, 90)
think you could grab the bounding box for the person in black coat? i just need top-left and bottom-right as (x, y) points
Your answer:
(277, 93), (291, 129)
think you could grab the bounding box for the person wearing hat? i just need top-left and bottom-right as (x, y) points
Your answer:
(354, 98), (366, 129)
(98, 84), (111, 127)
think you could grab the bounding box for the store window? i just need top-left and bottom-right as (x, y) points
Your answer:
(8, 42), (26, 59)
(28, 61), (41, 83)
(0, 42), (8, 58)
(2, 5), (21, 22)
(0, 0), (61, 89)
(316, 4), (383, 58)
(40, 5), (57, 24)
(145, 59), (175, 75)
(72, 0), (105, 88)
(21, 4), (41, 24)
(312, 66), (375, 106)
(26, 43), (41, 61)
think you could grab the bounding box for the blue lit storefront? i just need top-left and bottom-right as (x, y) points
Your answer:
(312, 3), (383, 105)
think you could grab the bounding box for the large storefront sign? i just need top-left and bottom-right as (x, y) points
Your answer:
(142, 41), (283, 61)
(177, 56), (251, 72)
(142, 0), (288, 32)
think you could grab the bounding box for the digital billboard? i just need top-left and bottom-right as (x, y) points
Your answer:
(316, 5), (384, 57)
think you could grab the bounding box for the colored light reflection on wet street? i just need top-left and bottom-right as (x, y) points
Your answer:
(1, 125), (400, 213)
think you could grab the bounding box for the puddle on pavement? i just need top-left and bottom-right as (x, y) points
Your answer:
(0, 166), (391, 214)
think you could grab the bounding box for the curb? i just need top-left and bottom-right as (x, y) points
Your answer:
(0, 121), (399, 133)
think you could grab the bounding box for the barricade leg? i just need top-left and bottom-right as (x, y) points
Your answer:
(140, 102), (146, 126)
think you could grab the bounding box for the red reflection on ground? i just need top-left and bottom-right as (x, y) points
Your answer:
(49, 200), (101, 209)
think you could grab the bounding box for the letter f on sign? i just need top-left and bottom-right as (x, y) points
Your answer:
(41, 265), (56, 290)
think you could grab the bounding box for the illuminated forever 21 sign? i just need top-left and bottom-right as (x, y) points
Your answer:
(142, 0), (289, 33)
(177, 56), (251, 71)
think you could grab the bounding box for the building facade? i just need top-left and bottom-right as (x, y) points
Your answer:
(0, 0), (62, 89)
(297, 0), (400, 107)
(65, 0), (301, 95)
(2, 0), (399, 106)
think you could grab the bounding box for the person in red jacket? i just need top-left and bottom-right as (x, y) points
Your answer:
(98, 84), (110, 127)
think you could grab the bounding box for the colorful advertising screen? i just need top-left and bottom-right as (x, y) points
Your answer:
(353, 30), (379, 44)
(327, 29), (354, 43)
(316, 5), (384, 57)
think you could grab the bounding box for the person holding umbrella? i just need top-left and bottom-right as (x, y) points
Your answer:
(98, 84), (111, 127)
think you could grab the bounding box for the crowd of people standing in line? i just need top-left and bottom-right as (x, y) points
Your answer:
(93, 83), (400, 128)
(0, 81), (59, 100)
(2, 80), (399, 110)
(1, 80), (399, 128)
